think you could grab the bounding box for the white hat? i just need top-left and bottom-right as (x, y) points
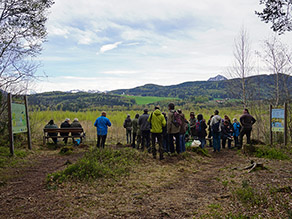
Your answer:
(65, 118), (70, 121)
(74, 118), (78, 122)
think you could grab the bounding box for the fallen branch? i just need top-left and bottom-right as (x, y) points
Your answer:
(241, 160), (267, 173)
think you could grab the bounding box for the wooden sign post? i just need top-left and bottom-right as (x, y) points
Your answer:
(7, 93), (32, 155)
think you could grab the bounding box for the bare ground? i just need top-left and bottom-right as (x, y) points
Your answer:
(0, 146), (291, 218)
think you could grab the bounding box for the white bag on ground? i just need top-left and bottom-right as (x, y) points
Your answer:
(191, 140), (201, 147)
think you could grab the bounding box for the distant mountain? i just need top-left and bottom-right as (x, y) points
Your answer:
(64, 89), (102, 94)
(110, 74), (292, 101)
(207, 75), (228, 81)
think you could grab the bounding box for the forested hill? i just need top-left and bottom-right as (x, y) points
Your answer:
(28, 92), (135, 111)
(29, 74), (292, 111)
(110, 74), (292, 101)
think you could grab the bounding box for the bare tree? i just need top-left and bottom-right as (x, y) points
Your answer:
(262, 36), (292, 106)
(227, 27), (253, 107)
(0, 0), (54, 132)
(0, 0), (54, 94)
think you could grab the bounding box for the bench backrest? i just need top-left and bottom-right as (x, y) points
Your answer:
(44, 128), (84, 133)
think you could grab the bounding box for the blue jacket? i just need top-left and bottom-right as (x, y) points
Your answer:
(94, 116), (111, 135)
(233, 122), (241, 137)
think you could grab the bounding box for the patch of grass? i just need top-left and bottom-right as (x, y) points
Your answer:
(0, 146), (29, 168)
(254, 146), (290, 160)
(208, 203), (221, 210)
(234, 181), (267, 207)
(47, 147), (143, 185)
(222, 180), (229, 187)
(226, 213), (253, 219)
(198, 203), (222, 218)
(189, 147), (210, 157)
(59, 146), (74, 155)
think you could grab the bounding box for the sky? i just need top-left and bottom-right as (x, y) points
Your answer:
(33, 0), (292, 93)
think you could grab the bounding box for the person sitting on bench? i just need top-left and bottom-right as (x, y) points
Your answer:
(44, 120), (58, 144)
(61, 118), (71, 145)
(71, 118), (82, 145)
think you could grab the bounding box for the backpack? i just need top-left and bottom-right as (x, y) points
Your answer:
(172, 111), (182, 127)
(212, 121), (220, 133)
(195, 121), (202, 134)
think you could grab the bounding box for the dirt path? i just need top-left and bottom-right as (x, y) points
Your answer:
(111, 149), (246, 218)
(0, 151), (84, 219)
(0, 147), (291, 218)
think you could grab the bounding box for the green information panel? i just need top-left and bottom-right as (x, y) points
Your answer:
(271, 109), (284, 132)
(12, 103), (27, 134)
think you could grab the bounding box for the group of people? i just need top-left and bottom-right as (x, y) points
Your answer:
(122, 104), (256, 159)
(44, 118), (82, 144)
(45, 105), (256, 159)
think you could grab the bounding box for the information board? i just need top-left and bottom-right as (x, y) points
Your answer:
(271, 109), (284, 132)
(12, 103), (27, 134)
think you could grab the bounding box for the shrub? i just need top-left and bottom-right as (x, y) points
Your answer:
(255, 146), (290, 160)
(47, 147), (143, 184)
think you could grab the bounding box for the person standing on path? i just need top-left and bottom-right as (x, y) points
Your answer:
(239, 109), (256, 148)
(210, 110), (222, 152)
(94, 111), (112, 148)
(196, 114), (207, 149)
(148, 106), (166, 160)
(189, 112), (197, 139)
(167, 103), (181, 154)
(132, 114), (139, 148)
(162, 112), (169, 153)
(123, 114), (132, 144)
(207, 115), (214, 147)
(138, 109), (151, 152)
(178, 109), (188, 152)
(233, 118), (241, 147)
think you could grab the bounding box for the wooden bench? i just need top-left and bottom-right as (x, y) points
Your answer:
(43, 128), (85, 145)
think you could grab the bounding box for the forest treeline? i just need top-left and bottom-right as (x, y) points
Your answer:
(28, 92), (136, 111)
(28, 74), (292, 111)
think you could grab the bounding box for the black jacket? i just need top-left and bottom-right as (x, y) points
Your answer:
(240, 113), (256, 129)
(60, 121), (71, 136)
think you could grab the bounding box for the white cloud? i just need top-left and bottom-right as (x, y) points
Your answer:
(101, 70), (143, 75)
(35, 0), (292, 92)
(48, 25), (69, 38)
(99, 42), (122, 54)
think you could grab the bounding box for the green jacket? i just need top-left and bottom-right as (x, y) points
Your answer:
(132, 118), (139, 133)
(44, 124), (58, 129)
(148, 109), (166, 133)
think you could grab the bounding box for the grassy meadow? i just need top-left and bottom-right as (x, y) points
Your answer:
(125, 95), (179, 105)
(30, 105), (271, 145)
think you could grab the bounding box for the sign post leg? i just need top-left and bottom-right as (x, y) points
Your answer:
(24, 96), (32, 150)
(8, 93), (14, 156)
(270, 104), (273, 146)
(284, 102), (287, 146)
